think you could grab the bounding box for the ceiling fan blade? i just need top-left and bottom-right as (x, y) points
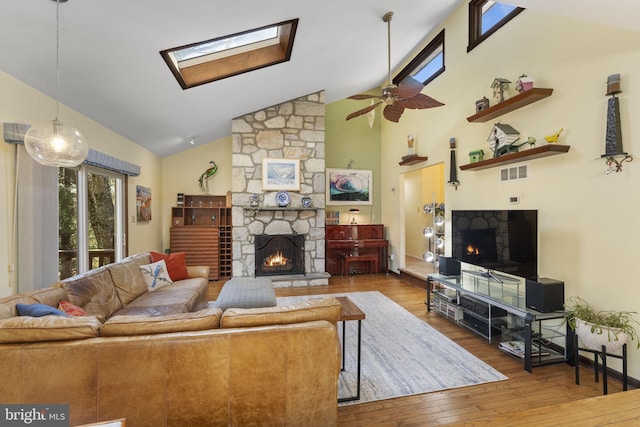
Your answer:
(346, 101), (383, 121)
(398, 93), (445, 110)
(383, 103), (405, 123)
(391, 77), (425, 99)
(348, 94), (383, 101)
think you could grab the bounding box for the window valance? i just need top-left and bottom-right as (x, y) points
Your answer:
(3, 122), (140, 176)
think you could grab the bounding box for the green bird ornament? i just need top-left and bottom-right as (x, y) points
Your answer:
(198, 161), (218, 192)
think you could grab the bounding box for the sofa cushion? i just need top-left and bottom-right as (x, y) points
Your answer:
(62, 266), (123, 320)
(0, 315), (103, 343)
(28, 283), (68, 307)
(16, 303), (67, 317)
(139, 260), (173, 292)
(113, 278), (208, 316)
(108, 256), (149, 305)
(0, 294), (38, 318)
(59, 300), (88, 316)
(101, 307), (223, 336)
(150, 251), (190, 281)
(0, 285), (68, 319)
(220, 297), (342, 329)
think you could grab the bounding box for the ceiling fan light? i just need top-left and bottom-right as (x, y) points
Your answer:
(24, 119), (89, 167)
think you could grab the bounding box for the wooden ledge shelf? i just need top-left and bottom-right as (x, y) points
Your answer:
(460, 144), (570, 171)
(242, 206), (320, 215)
(467, 88), (553, 123)
(399, 156), (428, 165)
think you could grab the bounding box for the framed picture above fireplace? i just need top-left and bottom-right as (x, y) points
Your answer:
(262, 158), (300, 191)
(326, 168), (373, 205)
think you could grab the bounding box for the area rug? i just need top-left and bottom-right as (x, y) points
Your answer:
(277, 291), (508, 405)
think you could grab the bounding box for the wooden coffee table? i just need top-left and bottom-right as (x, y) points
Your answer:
(335, 296), (365, 402)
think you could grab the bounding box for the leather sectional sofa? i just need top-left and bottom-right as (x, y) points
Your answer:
(0, 252), (342, 426)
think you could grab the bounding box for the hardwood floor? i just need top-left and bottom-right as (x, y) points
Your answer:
(209, 273), (630, 426)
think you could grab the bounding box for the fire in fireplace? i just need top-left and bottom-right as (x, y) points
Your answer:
(460, 229), (497, 264)
(255, 234), (305, 276)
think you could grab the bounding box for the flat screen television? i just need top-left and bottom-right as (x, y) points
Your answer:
(451, 209), (538, 280)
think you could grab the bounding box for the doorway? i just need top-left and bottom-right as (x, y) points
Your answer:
(401, 163), (445, 279)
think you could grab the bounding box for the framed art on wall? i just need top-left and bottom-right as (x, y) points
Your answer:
(136, 185), (152, 222)
(326, 168), (372, 205)
(262, 158), (300, 191)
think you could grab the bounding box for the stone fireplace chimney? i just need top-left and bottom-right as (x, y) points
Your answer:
(231, 91), (329, 287)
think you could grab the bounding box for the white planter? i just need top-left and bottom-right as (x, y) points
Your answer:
(575, 318), (628, 353)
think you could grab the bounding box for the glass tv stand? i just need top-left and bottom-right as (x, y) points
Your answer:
(427, 271), (572, 372)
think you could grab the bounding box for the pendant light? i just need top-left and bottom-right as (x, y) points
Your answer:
(24, 0), (88, 167)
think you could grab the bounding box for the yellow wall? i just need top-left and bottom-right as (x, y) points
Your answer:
(379, 4), (640, 376)
(160, 137), (233, 250)
(0, 71), (163, 297)
(404, 163), (445, 259)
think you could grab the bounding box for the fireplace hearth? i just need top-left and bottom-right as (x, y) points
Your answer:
(255, 234), (305, 277)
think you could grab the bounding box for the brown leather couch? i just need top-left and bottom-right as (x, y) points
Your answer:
(0, 254), (342, 426)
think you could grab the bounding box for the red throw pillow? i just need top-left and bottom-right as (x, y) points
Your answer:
(58, 300), (88, 316)
(150, 251), (190, 281)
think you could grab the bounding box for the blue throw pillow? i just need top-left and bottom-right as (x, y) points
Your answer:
(16, 303), (67, 317)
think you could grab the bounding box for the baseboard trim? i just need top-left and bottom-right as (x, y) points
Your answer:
(398, 269), (428, 289)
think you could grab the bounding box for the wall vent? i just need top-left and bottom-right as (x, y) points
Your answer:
(499, 164), (528, 182)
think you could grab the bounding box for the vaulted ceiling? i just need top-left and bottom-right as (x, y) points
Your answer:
(1, 0), (638, 157)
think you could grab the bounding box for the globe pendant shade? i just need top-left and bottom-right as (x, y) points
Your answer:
(24, 119), (88, 167)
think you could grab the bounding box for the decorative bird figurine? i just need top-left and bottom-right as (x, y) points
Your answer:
(545, 128), (563, 143)
(525, 136), (536, 147)
(198, 161), (218, 192)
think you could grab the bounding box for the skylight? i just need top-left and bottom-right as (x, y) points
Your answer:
(394, 29), (445, 87)
(467, 0), (523, 52)
(161, 19), (298, 89)
(481, 1), (518, 35)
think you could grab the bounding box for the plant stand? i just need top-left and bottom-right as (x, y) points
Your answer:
(574, 334), (628, 395)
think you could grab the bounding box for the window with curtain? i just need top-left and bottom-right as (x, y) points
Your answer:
(9, 124), (139, 291)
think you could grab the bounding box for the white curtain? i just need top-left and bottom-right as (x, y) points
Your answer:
(17, 146), (59, 292)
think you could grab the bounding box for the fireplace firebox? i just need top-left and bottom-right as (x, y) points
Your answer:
(255, 234), (305, 276)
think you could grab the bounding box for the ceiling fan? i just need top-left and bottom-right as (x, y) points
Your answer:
(346, 11), (444, 123)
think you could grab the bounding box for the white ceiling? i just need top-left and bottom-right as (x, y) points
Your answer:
(1, 0), (638, 157)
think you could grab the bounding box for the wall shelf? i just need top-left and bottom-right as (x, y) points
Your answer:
(460, 144), (570, 171)
(399, 155), (428, 166)
(467, 88), (553, 123)
(170, 194), (232, 280)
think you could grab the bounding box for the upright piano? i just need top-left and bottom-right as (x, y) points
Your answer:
(325, 224), (388, 275)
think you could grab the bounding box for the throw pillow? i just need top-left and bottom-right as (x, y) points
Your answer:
(16, 303), (67, 317)
(139, 260), (173, 292)
(150, 251), (190, 281)
(58, 300), (88, 316)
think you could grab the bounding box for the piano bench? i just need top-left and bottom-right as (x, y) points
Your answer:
(340, 254), (379, 275)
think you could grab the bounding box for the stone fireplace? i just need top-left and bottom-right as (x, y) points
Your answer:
(231, 91), (329, 287)
(255, 234), (305, 277)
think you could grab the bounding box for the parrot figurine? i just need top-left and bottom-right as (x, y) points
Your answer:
(198, 161), (218, 192)
(544, 128), (563, 144)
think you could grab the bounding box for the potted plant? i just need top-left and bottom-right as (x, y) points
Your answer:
(566, 296), (640, 352)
